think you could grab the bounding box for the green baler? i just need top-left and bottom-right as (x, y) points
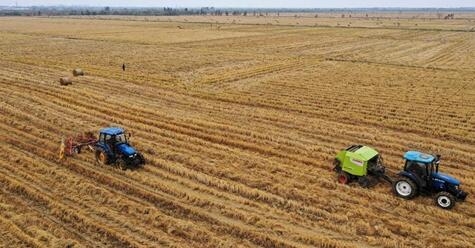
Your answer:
(333, 145), (387, 187)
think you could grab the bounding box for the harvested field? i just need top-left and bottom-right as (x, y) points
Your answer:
(0, 16), (474, 247)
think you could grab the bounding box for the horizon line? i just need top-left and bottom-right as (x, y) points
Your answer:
(2, 5), (475, 9)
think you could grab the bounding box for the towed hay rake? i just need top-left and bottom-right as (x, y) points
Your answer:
(59, 131), (97, 160)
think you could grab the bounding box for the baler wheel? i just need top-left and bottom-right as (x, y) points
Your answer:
(338, 171), (350, 184)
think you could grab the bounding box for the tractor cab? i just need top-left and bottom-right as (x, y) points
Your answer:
(98, 128), (132, 155)
(402, 151), (439, 188)
(95, 127), (145, 169)
(393, 151), (467, 209)
(402, 151), (461, 190)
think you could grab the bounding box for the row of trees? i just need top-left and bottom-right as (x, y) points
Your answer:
(0, 7), (271, 17)
(0, 7), (465, 18)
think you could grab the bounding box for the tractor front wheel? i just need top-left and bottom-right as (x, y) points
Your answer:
(95, 151), (109, 165)
(434, 192), (456, 210)
(338, 171), (350, 184)
(393, 178), (417, 199)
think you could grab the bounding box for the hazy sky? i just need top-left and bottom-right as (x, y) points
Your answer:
(1, 0), (474, 8)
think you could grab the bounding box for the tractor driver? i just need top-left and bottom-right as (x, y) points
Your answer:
(406, 161), (428, 187)
(105, 134), (116, 152)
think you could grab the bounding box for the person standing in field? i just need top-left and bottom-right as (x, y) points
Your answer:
(122, 63), (126, 71)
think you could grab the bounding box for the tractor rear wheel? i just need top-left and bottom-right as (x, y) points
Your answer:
(434, 191), (456, 209)
(95, 151), (109, 165)
(337, 171), (350, 184)
(393, 177), (417, 199)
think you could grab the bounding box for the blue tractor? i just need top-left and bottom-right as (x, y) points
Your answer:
(393, 151), (467, 209)
(94, 127), (145, 170)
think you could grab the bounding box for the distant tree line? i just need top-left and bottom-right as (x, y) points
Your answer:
(0, 7), (265, 17)
(0, 6), (472, 17)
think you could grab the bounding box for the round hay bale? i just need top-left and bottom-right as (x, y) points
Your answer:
(72, 68), (84, 76)
(60, 77), (72, 86)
